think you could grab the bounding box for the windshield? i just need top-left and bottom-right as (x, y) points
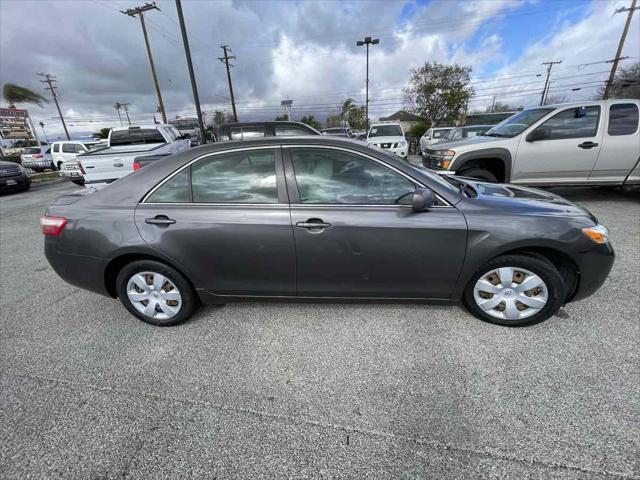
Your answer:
(485, 108), (554, 137)
(443, 128), (461, 141)
(433, 129), (450, 139)
(368, 125), (403, 137)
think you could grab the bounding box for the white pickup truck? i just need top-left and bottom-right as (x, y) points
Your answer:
(422, 99), (640, 186)
(77, 125), (190, 184)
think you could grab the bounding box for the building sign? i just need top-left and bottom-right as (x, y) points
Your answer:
(0, 108), (37, 141)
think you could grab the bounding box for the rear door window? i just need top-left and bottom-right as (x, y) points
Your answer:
(191, 149), (277, 203)
(230, 127), (266, 140)
(274, 126), (309, 136)
(608, 103), (639, 136)
(62, 144), (76, 153)
(146, 169), (190, 203)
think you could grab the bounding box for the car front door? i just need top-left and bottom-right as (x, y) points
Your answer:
(514, 105), (603, 184)
(135, 146), (296, 296)
(284, 146), (467, 299)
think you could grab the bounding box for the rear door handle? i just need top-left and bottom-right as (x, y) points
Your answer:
(145, 215), (176, 226)
(578, 141), (599, 149)
(296, 218), (332, 232)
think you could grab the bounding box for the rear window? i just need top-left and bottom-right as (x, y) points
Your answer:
(24, 147), (41, 154)
(230, 127), (266, 140)
(110, 129), (165, 146)
(608, 103), (639, 136)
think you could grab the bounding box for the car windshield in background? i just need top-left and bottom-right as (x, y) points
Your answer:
(323, 128), (346, 135)
(433, 130), (450, 138)
(369, 125), (403, 137)
(110, 129), (165, 146)
(485, 108), (554, 137)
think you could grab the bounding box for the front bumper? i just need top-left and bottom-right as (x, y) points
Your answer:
(570, 242), (615, 302)
(371, 143), (407, 157)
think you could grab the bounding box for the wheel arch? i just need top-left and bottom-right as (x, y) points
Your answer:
(451, 148), (513, 182)
(104, 252), (196, 298)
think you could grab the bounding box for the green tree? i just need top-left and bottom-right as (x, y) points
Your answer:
(274, 114), (288, 121)
(486, 101), (522, 113)
(403, 62), (473, 125)
(344, 104), (368, 130)
(325, 114), (343, 128)
(300, 115), (321, 131)
(2, 83), (47, 109)
(92, 127), (111, 139)
(409, 120), (431, 139)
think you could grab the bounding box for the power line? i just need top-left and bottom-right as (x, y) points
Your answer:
(121, 2), (168, 123)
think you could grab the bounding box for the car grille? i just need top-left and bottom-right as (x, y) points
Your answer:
(376, 143), (398, 149)
(0, 164), (21, 177)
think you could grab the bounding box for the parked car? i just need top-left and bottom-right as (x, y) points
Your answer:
(0, 160), (31, 193)
(321, 127), (351, 137)
(42, 136), (613, 328)
(169, 118), (202, 146)
(51, 141), (91, 171)
(419, 127), (453, 153)
(20, 146), (53, 172)
(77, 125), (191, 185)
(367, 122), (408, 158)
(422, 99), (640, 185)
(436, 125), (492, 145)
(217, 121), (321, 141)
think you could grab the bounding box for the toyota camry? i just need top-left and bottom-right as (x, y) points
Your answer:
(42, 136), (614, 327)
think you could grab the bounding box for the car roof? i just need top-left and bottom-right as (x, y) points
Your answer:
(112, 125), (166, 132)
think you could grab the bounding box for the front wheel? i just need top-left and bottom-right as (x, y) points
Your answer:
(463, 254), (566, 326)
(116, 260), (198, 326)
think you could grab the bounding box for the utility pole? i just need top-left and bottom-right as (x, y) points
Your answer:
(37, 72), (70, 140)
(121, 2), (167, 123)
(539, 60), (562, 106)
(175, 0), (207, 143)
(490, 96), (496, 112)
(604, 0), (638, 99)
(218, 45), (238, 122)
(357, 36), (379, 129)
(114, 103), (123, 126)
(121, 103), (132, 125)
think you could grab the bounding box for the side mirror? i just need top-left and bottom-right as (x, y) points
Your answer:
(412, 187), (437, 212)
(526, 127), (550, 142)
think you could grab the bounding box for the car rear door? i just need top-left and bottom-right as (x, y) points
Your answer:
(283, 145), (467, 299)
(589, 100), (640, 183)
(135, 146), (296, 296)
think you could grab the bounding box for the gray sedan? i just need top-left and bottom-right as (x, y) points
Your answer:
(42, 137), (614, 327)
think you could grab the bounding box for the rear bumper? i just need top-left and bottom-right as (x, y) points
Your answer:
(570, 242), (615, 302)
(0, 174), (31, 192)
(22, 159), (51, 169)
(45, 240), (111, 297)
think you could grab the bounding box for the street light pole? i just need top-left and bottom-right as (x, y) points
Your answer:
(357, 36), (379, 130)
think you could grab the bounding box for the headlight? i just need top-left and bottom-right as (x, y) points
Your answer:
(434, 150), (455, 158)
(582, 225), (609, 244)
(398, 140), (407, 147)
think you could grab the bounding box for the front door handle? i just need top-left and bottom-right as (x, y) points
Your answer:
(145, 215), (176, 226)
(296, 218), (331, 232)
(578, 141), (599, 149)
(114, 162), (124, 167)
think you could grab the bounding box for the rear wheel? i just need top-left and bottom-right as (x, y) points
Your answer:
(458, 168), (498, 183)
(463, 254), (565, 326)
(71, 179), (84, 185)
(116, 260), (198, 326)
(57, 161), (63, 171)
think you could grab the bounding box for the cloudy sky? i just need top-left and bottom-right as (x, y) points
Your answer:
(1, 0), (638, 138)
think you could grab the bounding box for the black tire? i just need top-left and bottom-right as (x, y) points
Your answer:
(458, 168), (498, 183)
(116, 260), (198, 326)
(462, 254), (566, 327)
(71, 179), (85, 185)
(57, 161), (63, 170)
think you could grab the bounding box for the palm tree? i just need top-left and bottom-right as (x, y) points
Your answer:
(3, 83), (47, 109)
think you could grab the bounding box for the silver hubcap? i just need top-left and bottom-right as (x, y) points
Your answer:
(126, 271), (182, 320)
(473, 267), (548, 321)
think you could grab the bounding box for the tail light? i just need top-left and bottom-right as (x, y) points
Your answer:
(133, 161), (141, 171)
(77, 161), (86, 174)
(40, 216), (67, 236)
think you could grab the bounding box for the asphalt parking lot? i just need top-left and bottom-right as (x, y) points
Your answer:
(1, 178), (638, 479)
